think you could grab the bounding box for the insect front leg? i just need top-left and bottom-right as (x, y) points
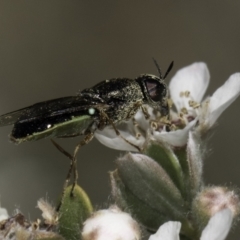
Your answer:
(132, 117), (143, 140)
(141, 105), (150, 119)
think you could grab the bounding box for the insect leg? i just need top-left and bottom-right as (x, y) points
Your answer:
(51, 139), (74, 211)
(71, 132), (94, 194)
(51, 132), (94, 210)
(141, 106), (150, 119)
(132, 117), (142, 140)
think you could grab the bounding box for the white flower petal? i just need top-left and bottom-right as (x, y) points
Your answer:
(169, 62), (210, 112)
(95, 127), (144, 152)
(149, 221), (181, 240)
(200, 209), (233, 240)
(153, 118), (197, 147)
(133, 109), (151, 130)
(0, 207), (9, 221)
(95, 109), (154, 151)
(204, 73), (240, 128)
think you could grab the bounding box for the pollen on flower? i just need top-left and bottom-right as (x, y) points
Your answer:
(184, 91), (191, 97)
(150, 121), (158, 130)
(180, 107), (188, 115)
(188, 100), (200, 109)
(180, 91), (191, 98)
(149, 116), (170, 132)
(135, 132), (141, 139)
(174, 112), (187, 128)
(169, 123), (177, 131)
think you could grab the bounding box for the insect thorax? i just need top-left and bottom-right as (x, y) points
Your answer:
(81, 78), (144, 125)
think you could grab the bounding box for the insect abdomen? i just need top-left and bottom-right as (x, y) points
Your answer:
(11, 114), (94, 143)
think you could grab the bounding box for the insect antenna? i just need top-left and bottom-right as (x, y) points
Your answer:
(152, 58), (174, 80)
(152, 57), (163, 79)
(163, 61), (174, 79)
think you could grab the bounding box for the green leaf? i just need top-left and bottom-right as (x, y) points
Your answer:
(58, 185), (93, 240)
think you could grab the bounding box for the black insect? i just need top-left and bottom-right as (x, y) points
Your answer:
(0, 61), (173, 150)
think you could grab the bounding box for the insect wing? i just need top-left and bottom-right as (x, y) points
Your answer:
(0, 97), (73, 126)
(0, 107), (29, 126)
(0, 96), (103, 143)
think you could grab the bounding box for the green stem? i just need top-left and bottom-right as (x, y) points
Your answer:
(181, 219), (200, 240)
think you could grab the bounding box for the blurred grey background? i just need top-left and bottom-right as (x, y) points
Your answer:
(0, 1), (239, 239)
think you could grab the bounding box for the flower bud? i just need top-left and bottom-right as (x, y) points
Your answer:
(82, 205), (141, 240)
(192, 186), (240, 229)
(111, 152), (187, 230)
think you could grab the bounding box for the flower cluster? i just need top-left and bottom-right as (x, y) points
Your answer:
(93, 62), (240, 239)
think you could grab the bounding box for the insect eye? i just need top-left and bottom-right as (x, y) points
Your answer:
(145, 79), (166, 102)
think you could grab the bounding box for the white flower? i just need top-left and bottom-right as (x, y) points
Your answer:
(198, 72), (240, 132)
(149, 209), (232, 240)
(95, 62), (240, 151)
(82, 205), (141, 240)
(168, 62), (240, 135)
(0, 207), (8, 221)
